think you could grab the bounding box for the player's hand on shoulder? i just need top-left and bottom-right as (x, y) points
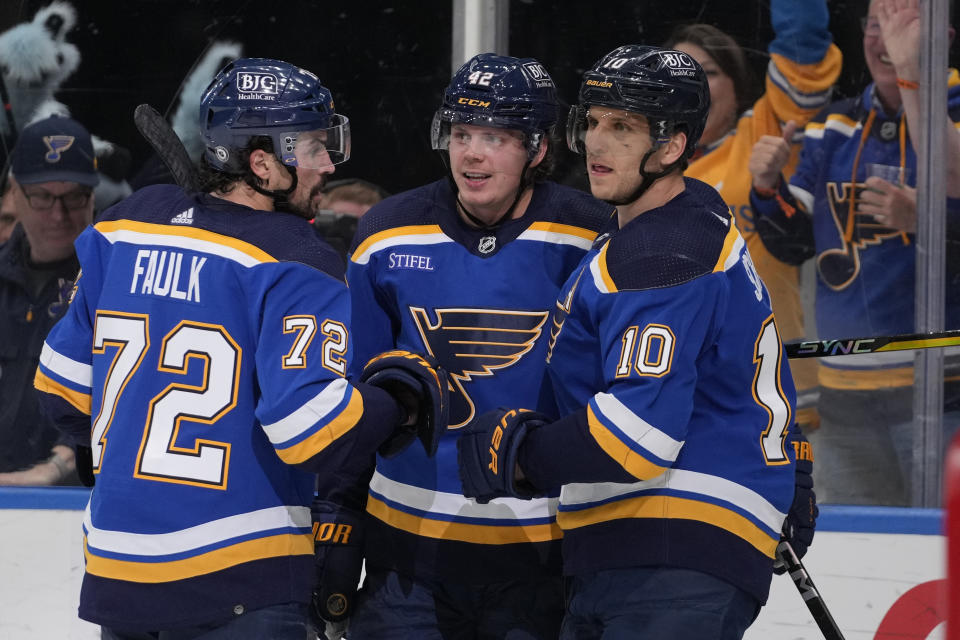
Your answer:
(457, 407), (548, 504)
(359, 350), (450, 458)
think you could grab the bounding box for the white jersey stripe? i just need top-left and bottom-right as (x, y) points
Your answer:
(84, 504), (311, 556)
(592, 392), (684, 463)
(516, 229), (594, 250)
(370, 470), (557, 522)
(39, 342), (92, 388)
(561, 467), (786, 532)
(261, 378), (351, 443)
(352, 233), (453, 265)
(97, 228), (267, 268)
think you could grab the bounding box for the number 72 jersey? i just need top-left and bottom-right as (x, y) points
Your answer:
(544, 179), (798, 602)
(30, 185), (366, 629)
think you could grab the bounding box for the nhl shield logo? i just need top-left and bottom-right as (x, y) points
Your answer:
(478, 236), (497, 254)
(878, 121), (898, 142)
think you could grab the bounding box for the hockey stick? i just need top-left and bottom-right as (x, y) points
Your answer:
(775, 539), (846, 640)
(785, 328), (960, 359)
(133, 103), (199, 192)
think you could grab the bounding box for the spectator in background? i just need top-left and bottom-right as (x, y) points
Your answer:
(312, 178), (389, 264)
(0, 173), (17, 244)
(748, 0), (960, 505)
(0, 115), (99, 486)
(664, 0), (842, 434)
(316, 178), (389, 218)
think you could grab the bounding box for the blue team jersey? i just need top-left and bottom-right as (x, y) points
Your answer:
(347, 178), (612, 582)
(34, 184), (383, 629)
(546, 178), (797, 603)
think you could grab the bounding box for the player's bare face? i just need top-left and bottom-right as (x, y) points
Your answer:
(286, 130), (337, 217)
(448, 123), (530, 224)
(584, 108), (655, 202)
(672, 41), (736, 148)
(288, 164), (334, 218)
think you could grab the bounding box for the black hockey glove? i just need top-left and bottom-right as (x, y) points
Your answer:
(75, 444), (95, 487)
(360, 350), (449, 458)
(457, 407), (548, 504)
(310, 500), (364, 635)
(776, 426), (817, 574)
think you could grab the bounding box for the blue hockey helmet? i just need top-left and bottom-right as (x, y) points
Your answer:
(199, 57), (350, 173)
(567, 45), (710, 159)
(431, 53), (559, 159)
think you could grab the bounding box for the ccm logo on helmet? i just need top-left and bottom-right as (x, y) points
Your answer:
(458, 97), (491, 108)
(237, 72), (279, 99)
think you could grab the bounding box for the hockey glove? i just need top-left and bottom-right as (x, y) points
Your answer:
(776, 425), (817, 574)
(75, 444), (95, 487)
(310, 500), (364, 633)
(457, 407), (548, 504)
(360, 350), (449, 458)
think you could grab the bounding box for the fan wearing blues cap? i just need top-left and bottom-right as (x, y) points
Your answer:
(0, 114), (98, 486)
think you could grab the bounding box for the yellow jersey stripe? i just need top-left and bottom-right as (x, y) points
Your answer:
(769, 47), (843, 98)
(589, 242), (617, 293)
(587, 405), (666, 480)
(84, 532), (312, 583)
(34, 369), (92, 414)
(366, 495), (562, 544)
(556, 494), (779, 558)
(351, 224), (448, 264)
(275, 389), (363, 464)
(712, 224), (741, 273)
(95, 220), (277, 266)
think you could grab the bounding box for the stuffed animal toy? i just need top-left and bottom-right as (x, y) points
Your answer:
(171, 41), (243, 163)
(0, 1), (131, 210)
(0, 1), (80, 154)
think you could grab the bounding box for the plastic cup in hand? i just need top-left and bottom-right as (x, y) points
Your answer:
(865, 163), (912, 187)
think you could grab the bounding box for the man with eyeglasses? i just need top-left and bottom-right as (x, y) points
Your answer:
(0, 114), (98, 486)
(748, 0), (960, 506)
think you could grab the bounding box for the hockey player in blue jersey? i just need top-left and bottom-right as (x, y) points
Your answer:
(458, 45), (817, 639)
(32, 58), (446, 638)
(321, 54), (613, 638)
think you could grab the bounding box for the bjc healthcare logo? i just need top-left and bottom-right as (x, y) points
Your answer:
(236, 72), (279, 99)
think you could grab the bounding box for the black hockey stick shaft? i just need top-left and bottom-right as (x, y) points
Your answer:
(776, 539), (846, 640)
(785, 328), (960, 359)
(133, 103), (199, 192)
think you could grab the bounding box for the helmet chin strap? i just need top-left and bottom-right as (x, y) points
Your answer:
(603, 135), (682, 208)
(248, 164), (308, 218)
(443, 152), (534, 231)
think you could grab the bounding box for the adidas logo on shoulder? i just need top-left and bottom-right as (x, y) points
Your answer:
(170, 208), (194, 225)
(710, 210), (729, 227)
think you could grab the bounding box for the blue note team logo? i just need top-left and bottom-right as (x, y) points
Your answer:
(410, 306), (549, 428)
(237, 72), (279, 101)
(42, 135), (75, 163)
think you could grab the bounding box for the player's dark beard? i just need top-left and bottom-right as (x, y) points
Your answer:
(288, 173), (330, 220)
